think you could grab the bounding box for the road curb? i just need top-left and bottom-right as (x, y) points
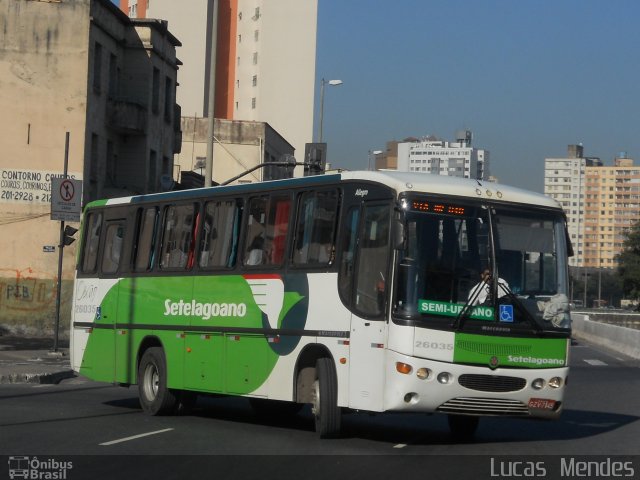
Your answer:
(0, 370), (76, 385)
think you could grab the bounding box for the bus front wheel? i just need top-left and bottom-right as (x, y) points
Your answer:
(311, 358), (341, 438)
(138, 347), (178, 415)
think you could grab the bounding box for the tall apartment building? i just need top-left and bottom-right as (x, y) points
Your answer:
(544, 145), (603, 267)
(583, 154), (640, 268)
(120, 0), (318, 181)
(396, 131), (490, 180)
(0, 0), (181, 335)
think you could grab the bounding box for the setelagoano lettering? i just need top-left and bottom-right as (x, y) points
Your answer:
(163, 299), (247, 320)
(507, 355), (565, 366)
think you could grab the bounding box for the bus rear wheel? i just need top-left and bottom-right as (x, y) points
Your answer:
(138, 347), (178, 415)
(447, 414), (479, 442)
(311, 358), (341, 438)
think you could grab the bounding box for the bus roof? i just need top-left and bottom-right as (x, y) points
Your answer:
(87, 171), (560, 210)
(341, 171), (561, 209)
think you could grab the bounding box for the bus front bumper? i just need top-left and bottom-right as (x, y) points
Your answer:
(383, 350), (568, 420)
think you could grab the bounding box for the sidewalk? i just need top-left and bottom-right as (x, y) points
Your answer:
(0, 335), (75, 384)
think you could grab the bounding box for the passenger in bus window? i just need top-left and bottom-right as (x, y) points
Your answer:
(246, 235), (266, 265)
(468, 268), (509, 306)
(297, 242), (330, 264)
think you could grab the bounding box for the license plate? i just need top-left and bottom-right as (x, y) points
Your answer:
(528, 398), (556, 410)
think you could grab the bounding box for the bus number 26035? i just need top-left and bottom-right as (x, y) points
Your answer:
(415, 341), (453, 351)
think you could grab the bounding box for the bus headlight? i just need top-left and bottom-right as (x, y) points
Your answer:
(416, 368), (431, 380)
(548, 377), (563, 388)
(437, 372), (453, 384)
(532, 378), (545, 390)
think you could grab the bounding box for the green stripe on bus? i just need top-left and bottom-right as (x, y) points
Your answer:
(453, 333), (568, 368)
(79, 274), (308, 393)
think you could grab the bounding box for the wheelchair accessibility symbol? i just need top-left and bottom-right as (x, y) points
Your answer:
(499, 304), (514, 323)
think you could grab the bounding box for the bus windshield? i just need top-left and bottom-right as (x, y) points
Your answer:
(394, 196), (570, 335)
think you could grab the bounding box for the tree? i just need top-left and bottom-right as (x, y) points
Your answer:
(616, 220), (640, 304)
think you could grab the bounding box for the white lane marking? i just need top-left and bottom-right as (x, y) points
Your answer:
(393, 444), (407, 449)
(100, 428), (174, 446)
(584, 359), (607, 366)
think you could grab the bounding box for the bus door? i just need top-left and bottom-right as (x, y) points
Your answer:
(95, 219), (126, 382)
(346, 201), (392, 412)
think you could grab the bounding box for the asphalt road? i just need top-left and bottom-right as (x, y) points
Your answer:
(1, 339), (639, 479)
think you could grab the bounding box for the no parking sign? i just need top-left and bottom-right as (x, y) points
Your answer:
(51, 178), (83, 222)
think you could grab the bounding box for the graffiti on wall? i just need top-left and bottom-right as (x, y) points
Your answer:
(0, 267), (73, 335)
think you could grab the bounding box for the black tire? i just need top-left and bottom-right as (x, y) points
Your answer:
(311, 357), (341, 438)
(250, 398), (303, 417)
(448, 414), (479, 442)
(138, 347), (178, 415)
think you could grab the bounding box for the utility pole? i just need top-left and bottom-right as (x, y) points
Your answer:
(53, 133), (69, 353)
(51, 132), (80, 353)
(205, 0), (219, 187)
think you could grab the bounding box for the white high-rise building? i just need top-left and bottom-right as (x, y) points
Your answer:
(396, 131), (490, 180)
(544, 144), (602, 267)
(122, 0), (318, 175)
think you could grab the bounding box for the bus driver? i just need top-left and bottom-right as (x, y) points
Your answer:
(468, 268), (510, 306)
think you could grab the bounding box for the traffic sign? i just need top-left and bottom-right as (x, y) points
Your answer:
(51, 178), (82, 222)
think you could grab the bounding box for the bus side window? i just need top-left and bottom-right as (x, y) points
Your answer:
(338, 207), (359, 305)
(160, 204), (197, 270)
(200, 199), (241, 269)
(269, 196), (291, 265)
(101, 223), (125, 274)
(244, 196), (268, 266)
(133, 208), (158, 272)
(293, 189), (339, 266)
(81, 212), (103, 273)
(243, 195), (290, 267)
(355, 204), (390, 317)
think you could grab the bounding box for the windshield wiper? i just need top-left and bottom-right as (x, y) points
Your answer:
(452, 279), (544, 333)
(500, 283), (543, 334)
(451, 281), (484, 331)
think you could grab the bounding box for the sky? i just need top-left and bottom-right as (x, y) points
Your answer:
(313, 0), (640, 192)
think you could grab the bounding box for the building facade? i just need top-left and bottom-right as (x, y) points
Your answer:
(544, 145), (603, 267)
(374, 141), (399, 171)
(396, 131), (490, 180)
(177, 117), (295, 185)
(583, 154), (640, 268)
(0, 0), (181, 335)
(120, 0), (318, 169)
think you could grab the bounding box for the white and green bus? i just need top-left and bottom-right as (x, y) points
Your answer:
(71, 171), (572, 439)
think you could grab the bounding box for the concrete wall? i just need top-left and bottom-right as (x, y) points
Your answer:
(571, 313), (640, 359)
(0, 0), (90, 337)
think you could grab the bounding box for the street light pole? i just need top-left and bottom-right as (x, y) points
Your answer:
(317, 78), (343, 143)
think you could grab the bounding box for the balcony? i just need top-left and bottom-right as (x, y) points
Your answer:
(106, 99), (147, 135)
